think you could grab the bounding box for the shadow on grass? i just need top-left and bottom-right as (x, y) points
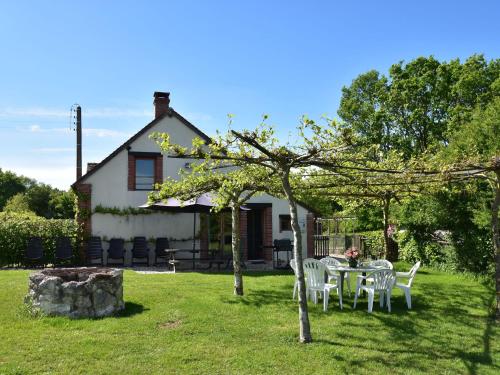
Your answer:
(220, 285), (298, 310)
(115, 302), (149, 318)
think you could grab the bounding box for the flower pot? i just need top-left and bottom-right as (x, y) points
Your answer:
(348, 259), (358, 268)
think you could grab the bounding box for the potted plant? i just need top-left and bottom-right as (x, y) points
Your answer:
(345, 247), (360, 268)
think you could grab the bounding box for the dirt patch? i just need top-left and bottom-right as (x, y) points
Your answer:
(157, 320), (182, 330)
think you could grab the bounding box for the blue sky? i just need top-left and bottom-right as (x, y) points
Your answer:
(0, 0), (498, 189)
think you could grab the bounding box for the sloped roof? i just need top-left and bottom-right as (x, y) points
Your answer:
(71, 109), (211, 187)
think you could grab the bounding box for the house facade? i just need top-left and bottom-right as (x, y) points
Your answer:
(72, 92), (315, 265)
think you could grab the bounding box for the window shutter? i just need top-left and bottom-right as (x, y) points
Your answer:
(155, 155), (163, 186)
(128, 155), (135, 191)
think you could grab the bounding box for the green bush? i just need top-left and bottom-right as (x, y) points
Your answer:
(0, 212), (79, 267)
(359, 230), (385, 258)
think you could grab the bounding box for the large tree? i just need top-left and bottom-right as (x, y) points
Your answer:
(440, 97), (500, 319)
(0, 168), (34, 210)
(338, 55), (500, 259)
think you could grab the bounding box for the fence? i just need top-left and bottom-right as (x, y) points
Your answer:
(313, 234), (366, 258)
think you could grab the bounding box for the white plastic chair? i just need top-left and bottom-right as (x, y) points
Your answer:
(320, 256), (351, 296)
(353, 269), (395, 313)
(394, 261), (421, 309)
(356, 259), (393, 285)
(303, 258), (342, 311)
(290, 258), (299, 299)
(369, 259), (393, 269)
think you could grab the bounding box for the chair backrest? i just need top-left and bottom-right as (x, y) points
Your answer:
(26, 237), (43, 260)
(407, 261), (421, 287)
(108, 238), (125, 259)
(274, 239), (293, 252)
(369, 259), (393, 269)
(366, 269), (395, 291)
(155, 237), (170, 255)
(303, 258), (326, 289)
(87, 236), (103, 259)
(132, 236), (149, 258)
(55, 236), (73, 260)
(320, 256), (341, 267)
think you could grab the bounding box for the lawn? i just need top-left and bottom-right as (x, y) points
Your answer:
(0, 265), (498, 374)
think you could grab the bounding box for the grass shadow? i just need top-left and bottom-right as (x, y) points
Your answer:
(115, 302), (149, 318)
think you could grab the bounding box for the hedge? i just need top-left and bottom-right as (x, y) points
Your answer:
(0, 212), (79, 267)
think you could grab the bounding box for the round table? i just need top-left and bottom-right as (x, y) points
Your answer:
(326, 265), (391, 297)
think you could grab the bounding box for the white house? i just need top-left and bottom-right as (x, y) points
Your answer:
(72, 92), (316, 266)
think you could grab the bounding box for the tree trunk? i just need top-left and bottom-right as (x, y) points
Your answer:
(281, 172), (312, 343)
(382, 196), (398, 262)
(492, 171), (500, 320)
(231, 204), (244, 296)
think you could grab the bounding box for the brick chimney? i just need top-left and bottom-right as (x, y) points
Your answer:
(153, 91), (170, 119)
(87, 163), (98, 173)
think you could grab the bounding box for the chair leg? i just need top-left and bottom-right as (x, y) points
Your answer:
(367, 291), (374, 313)
(380, 291), (385, 308)
(346, 275), (351, 297)
(353, 287), (359, 309)
(293, 281), (297, 299)
(323, 289), (329, 312)
(405, 288), (412, 309)
(338, 287), (343, 310)
(387, 289), (392, 313)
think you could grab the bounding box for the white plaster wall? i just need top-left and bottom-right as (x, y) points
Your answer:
(92, 212), (196, 241)
(83, 114), (202, 211)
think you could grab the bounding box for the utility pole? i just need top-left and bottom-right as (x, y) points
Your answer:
(76, 105), (82, 180)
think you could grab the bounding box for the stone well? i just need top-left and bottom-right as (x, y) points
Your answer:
(25, 268), (124, 318)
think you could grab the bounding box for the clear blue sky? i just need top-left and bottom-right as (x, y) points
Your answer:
(0, 0), (498, 189)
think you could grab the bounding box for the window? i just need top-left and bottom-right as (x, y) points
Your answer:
(128, 152), (163, 191)
(279, 214), (292, 232)
(135, 158), (155, 190)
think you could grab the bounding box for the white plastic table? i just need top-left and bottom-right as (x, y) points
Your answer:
(326, 265), (391, 297)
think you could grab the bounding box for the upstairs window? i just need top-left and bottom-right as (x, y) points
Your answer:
(135, 158), (155, 190)
(128, 152), (163, 191)
(279, 214), (292, 232)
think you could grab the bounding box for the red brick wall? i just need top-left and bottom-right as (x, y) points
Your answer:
(239, 210), (248, 261)
(306, 213), (315, 258)
(262, 207), (273, 261)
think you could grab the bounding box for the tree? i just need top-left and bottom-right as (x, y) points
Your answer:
(3, 193), (34, 214)
(440, 97), (500, 319)
(148, 138), (278, 296)
(49, 190), (76, 219)
(338, 55), (500, 260)
(0, 168), (34, 210)
(154, 115), (391, 343)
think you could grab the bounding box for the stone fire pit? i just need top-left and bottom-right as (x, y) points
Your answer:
(25, 268), (124, 318)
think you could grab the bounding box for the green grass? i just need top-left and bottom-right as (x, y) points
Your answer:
(0, 266), (498, 374)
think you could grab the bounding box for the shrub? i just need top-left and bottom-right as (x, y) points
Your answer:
(0, 212), (79, 267)
(360, 230), (385, 258)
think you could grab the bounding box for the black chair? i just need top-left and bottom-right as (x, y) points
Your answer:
(87, 236), (104, 265)
(55, 236), (73, 267)
(107, 238), (125, 266)
(25, 237), (44, 268)
(155, 237), (170, 266)
(132, 237), (149, 266)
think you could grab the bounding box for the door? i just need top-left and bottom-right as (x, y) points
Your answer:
(247, 209), (264, 260)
